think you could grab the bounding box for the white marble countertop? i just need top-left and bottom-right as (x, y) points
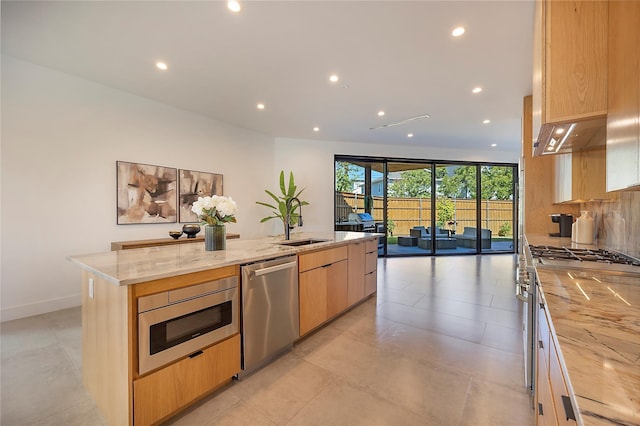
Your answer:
(527, 235), (640, 426)
(68, 232), (380, 286)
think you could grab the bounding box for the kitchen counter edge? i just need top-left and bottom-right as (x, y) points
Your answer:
(67, 232), (381, 286)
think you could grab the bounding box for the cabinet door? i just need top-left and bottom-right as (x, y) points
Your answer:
(326, 260), (348, 318)
(299, 267), (328, 336)
(545, 0), (608, 123)
(536, 348), (557, 426)
(348, 242), (366, 306)
(549, 338), (578, 425)
(364, 270), (377, 296)
(133, 334), (240, 426)
(607, 0), (640, 191)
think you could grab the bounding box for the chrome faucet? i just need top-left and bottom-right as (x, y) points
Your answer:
(284, 197), (303, 240)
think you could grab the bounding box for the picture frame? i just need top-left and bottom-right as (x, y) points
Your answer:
(116, 161), (177, 224)
(178, 169), (223, 222)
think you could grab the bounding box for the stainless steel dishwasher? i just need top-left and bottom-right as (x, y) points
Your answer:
(240, 255), (299, 375)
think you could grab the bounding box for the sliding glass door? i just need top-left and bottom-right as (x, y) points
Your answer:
(335, 156), (517, 257)
(480, 165), (516, 253)
(334, 158), (385, 255)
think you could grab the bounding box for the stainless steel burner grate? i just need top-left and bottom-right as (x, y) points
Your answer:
(529, 245), (640, 266)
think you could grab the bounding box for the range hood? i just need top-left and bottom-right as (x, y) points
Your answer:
(533, 116), (607, 156)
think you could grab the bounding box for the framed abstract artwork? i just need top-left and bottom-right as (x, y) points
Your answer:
(178, 169), (223, 222)
(116, 161), (177, 224)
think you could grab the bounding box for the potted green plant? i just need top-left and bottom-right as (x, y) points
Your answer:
(257, 170), (309, 236)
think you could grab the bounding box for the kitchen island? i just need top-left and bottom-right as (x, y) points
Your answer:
(526, 235), (640, 426)
(68, 232), (380, 426)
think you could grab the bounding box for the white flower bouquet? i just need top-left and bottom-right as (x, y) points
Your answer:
(191, 195), (238, 226)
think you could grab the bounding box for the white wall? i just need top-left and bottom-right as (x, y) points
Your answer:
(273, 138), (520, 234)
(1, 56), (275, 321)
(1, 56), (520, 321)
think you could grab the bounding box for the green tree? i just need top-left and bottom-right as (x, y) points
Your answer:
(439, 166), (476, 199)
(481, 166), (513, 200)
(388, 169), (432, 198)
(335, 162), (355, 192)
(436, 198), (454, 227)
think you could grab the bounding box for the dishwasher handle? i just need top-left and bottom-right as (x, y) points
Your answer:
(252, 261), (297, 278)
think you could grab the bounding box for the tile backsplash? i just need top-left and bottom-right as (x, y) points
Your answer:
(582, 191), (640, 258)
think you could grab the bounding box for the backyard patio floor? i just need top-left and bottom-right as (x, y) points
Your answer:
(384, 240), (514, 256)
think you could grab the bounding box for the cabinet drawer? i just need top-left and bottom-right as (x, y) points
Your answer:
(133, 334), (240, 426)
(299, 246), (348, 272)
(365, 270), (377, 296)
(365, 252), (377, 274)
(365, 239), (378, 253)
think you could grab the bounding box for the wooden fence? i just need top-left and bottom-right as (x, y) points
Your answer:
(335, 192), (513, 237)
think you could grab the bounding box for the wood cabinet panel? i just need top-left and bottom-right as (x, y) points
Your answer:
(133, 334), (240, 426)
(549, 338), (577, 425)
(365, 270), (377, 296)
(365, 252), (377, 274)
(536, 345), (557, 426)
(544, 0), (608, 123)
(326, 260), (348, 318)
(607, 0), (640, 191)
(298, 246), (348, 272)
(554, 148), (607, 203)
(532, 0), (608, 148)
(111, 234), (239, 251)
(347, 242), (365, 306)
(299, 267), (328, 336)
(365, 239), (378, 253)
(82, 271), (132, 426)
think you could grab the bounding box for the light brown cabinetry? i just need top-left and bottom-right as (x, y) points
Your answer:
(82, 266), (241, 425)
(348, 239), (378, 304)
(299, 246), (349, 336)
(133, 334), (240, 425)
(364, 239), (378, 296)
(299, 240), (377, 337)
(347, 242), (366, 305)
(532, 0), (608, 149)
(606, 0), (640, 191)
(536, 293), (577, 426)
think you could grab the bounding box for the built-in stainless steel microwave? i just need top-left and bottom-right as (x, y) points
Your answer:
(137, 276), (239, 375)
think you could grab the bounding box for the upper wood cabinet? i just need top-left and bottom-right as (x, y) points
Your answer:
(606, 0), (640, 191)
(532, 0), (608, 149)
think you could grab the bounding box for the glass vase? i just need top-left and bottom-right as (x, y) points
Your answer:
(205, 224), (226, 251)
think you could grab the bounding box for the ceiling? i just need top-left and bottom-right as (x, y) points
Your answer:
(1, 1), (534, 152)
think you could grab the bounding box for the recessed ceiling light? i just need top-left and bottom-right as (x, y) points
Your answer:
(472, 87), (482, 94)
(452, 26), (465, 37)
(156, 62), (168, 71)
(329, 74), (339, 83)
(407, 133), (414, 138)
(483, 119), (491, 124)
(257, 103), (265, 110)
(491, 143), (497, 147)
(313, 127), (320, 132)
(227, 1), (241, 12)
(377, 110), (385, 117)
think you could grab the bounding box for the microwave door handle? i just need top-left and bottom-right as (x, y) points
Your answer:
(252, 261), (297, 278)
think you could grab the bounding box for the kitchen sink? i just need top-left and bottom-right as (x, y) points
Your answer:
(277, 239), (329, 247)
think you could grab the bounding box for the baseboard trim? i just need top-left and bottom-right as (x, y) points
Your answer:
(1, 294), (81, 322)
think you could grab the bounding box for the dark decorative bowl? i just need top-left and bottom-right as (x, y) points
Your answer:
(182, 224), (201, 238)
(169, 231), (183, 240)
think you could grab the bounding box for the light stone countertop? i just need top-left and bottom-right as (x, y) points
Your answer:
(68, 232), (380, 286)
(527, 235), (640, 426)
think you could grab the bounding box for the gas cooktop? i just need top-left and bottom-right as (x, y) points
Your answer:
(529, 244), (640, 275)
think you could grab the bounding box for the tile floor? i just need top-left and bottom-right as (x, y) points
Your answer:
(1, 254), (534, 425)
